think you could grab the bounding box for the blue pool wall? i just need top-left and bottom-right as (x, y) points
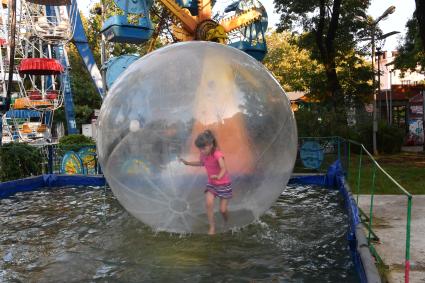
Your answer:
(0, 160), (380, 283)
(290, 160), (381, 283)
(0, 174), (105, 198)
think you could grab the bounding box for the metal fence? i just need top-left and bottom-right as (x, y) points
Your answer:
(294, 136), (350, 174)
(297, 136), (412, 283)
(36, 143), (99, 175)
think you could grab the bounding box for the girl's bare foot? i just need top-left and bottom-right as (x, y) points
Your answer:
(208, 226), (215, 235)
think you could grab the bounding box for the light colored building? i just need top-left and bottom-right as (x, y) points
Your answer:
(375, 51), (424, 146)
(378, 51), (425, 90)
(81, 109), (100, 140)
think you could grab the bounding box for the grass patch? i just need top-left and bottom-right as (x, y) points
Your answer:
(347, 153), (425, 195)
(293, 147), (425, 195)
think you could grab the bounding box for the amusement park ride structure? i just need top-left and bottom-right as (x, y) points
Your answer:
(0, 0), (268, 145)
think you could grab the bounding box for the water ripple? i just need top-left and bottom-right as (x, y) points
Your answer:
(0, 184), (358, 282)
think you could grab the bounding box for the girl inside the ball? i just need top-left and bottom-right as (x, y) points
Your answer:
(179, 130), (232, 235)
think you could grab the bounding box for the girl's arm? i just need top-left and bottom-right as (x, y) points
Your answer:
(179, 157), (203, 166)
(211, 157), (227, 179)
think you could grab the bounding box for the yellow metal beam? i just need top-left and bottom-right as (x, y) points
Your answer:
(172, 25), (194, 41)
(219, 9), (261, 33)
(157, 0), (198, 33)
(197, 0), (212, 22)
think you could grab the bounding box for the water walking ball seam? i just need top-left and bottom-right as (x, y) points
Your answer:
(97, 41), (298, 234)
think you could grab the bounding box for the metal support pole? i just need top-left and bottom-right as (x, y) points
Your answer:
(405, 196), (412, 283)
(0, 117), (2, 146)
(371, 27), (378, 155)
(347, 142), (351, 180)
(100, 0), (107, 96)
(356, 146), (363, 204)
(422, 90), (425, 151)
(377, 49), (382, 121)
(390, 70), (393, 125)
(337, 137), (341, 161)
(48, 145), (53, 174)
(368, 164), (377, 241)
(386, 90), (389, 123)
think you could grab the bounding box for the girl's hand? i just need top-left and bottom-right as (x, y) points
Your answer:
(178, 156), (187, 165)
(210, 175), (219, 180)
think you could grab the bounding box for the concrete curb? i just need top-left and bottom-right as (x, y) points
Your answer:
(355, 224), (382, 283)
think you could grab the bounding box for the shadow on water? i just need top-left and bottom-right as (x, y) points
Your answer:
(0, 185), (358, 282)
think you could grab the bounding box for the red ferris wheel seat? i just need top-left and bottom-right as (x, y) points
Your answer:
(28, 90), (42, 100)
(46, 90), (59, 100)
(19, 58), (64, 75)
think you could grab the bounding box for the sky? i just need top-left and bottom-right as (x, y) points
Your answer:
(77, 0), (416, 51)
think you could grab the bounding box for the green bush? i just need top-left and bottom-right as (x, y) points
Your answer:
(59, 134), (95, 152)
(377, 122), (405, 154)
(350, 122), (404, 154)
(59, 134), (95, 145)
(295, 106), (354, 138)
(295, 106), (404, 154)
(0, 143), (43, 182)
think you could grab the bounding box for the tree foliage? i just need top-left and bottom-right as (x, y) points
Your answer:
(62, 1), (172, 131)
(86, 0), (172, 59)
(337, 49), (373, 103)
(264, 31), (373, 103)
(416, 0), (425, 50)
(273, 0), (371, 106)
(56, 14), (103, 132)
(263, 32), (324, 93)
(0, 143), (43, 181)
(394, 16), (425, 73)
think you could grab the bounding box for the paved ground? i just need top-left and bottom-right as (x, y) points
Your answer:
(358, 195), (425, 283)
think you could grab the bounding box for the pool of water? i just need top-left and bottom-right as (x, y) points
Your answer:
(0, 184), (358, 282)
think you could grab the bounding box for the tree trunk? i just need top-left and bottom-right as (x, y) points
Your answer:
(315, 0), (342, 108)
(324, 61), (342, 107)
(416, 0), (425, 50)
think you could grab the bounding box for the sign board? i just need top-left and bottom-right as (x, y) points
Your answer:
(82, 124), (93, 138)
(410, 105), (423, 115)
(300, 141), (324, 169)
(408, 119), (424, 145)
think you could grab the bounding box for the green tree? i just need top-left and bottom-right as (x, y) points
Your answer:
(394, 1), (425, 73)
(86, 0), (171, 60)
(337, 49), (373, 104)
(416, 0), (425, 49)
(264, 32), (325, 93)
(56, 14), (103, 132)
(394, 17), (425, 73)
(273, 0), (370, 106)
(264, 31), (373, 104)
(62, 1), (172, 131)
(0, 143), (43, 181)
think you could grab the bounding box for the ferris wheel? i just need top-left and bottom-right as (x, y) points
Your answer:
(0, 0), (78, 144)
(100, 0), (269, 89)
(0, 0), (270, 144)
(21, 0), (78, 43)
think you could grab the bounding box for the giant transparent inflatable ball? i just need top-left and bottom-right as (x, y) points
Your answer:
(97, 42), (298, 233)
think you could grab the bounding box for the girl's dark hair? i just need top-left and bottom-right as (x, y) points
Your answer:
(195, 130), (217, 150)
